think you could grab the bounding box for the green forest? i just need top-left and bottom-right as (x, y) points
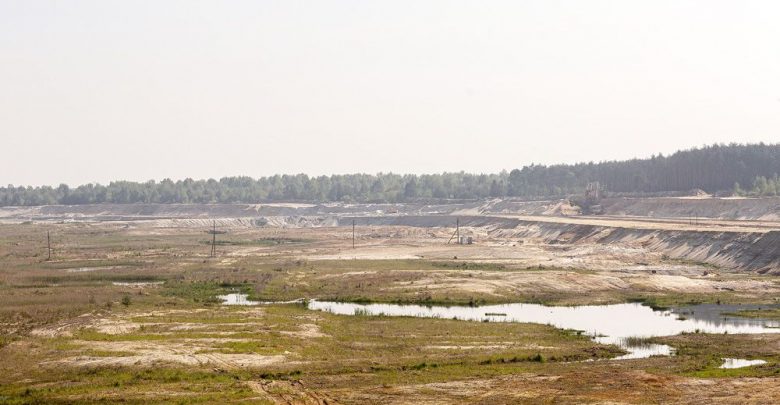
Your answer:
(3, 143), (780, 206)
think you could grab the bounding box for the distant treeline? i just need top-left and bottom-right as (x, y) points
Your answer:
(2, 143), (780, 206)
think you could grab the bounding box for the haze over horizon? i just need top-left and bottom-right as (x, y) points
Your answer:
(5, 142), (779, 188)
(3, 1), (780, 186)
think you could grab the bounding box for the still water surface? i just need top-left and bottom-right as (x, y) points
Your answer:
(720, 358), (767, 369)
(218, 293), (260, 305)
(217, 294), (778, 360)
(306, 300), (780, 360)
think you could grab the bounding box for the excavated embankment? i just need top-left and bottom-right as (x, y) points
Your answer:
(599, 197), (780, 221)
(3, 201), (778, 273)
(338, 215), (780, 274)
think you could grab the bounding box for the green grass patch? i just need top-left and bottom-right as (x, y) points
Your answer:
(162, 281), (253, 304)
(207, 341), (285, 355)
(684, 357), (780, 378)
(0, 367), (257, 404)
(40, 260), (148, 270)
(621, 336), (656, 347)
(430, 261), (507, 271)
(28, 273), (163, 285)
(625, 292), (770, 311)
(723, 308), (780, 320)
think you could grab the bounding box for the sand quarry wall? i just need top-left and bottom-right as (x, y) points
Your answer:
(598, 197), (780, 221)
(338, 215), (780, 274)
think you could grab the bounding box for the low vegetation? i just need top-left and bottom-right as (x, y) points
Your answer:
(723, 308), (780, 320)
(2, 220), (780, 403)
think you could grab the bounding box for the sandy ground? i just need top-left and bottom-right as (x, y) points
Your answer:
(331, 369), (780, 404)
(293, 227), (777, 299)
(306, 241), (674, 269)
(30, 307), (307, 369)
(53, 340), (287, 368)
(4, 200), (780, 403)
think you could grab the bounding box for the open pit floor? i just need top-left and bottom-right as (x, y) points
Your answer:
(1, 211), (780, 403)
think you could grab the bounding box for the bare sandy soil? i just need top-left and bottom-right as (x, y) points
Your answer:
(332, 368), (780, 404)
(498, 214), (780, 233)
(2, 198), (780, 403)
(287, 224), (776, 301)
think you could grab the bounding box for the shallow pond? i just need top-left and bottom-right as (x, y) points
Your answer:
(218, 293), (303, 306)
(112, 281), (164, 287)
(218, 293), (261, 305)
(720, 358), (767, 369)
(307, 301), (780, 359)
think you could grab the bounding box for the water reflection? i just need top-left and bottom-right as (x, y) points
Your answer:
(720, 358), (767, 369)
(218, 293), (303, 306)
(218, 293), (260, 305)
(307, 301), (780, 359)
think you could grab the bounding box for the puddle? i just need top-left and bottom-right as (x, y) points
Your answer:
(67, 267), (101, 273)
(719, 358), (767, 369)
(112, 281), (164, 287)
(307, 301), (780, 359)
(218, 293), (261, 305)
(614, 338), (674, 360)
(68, 266), (128, 273)
(217, 293), (304, 306)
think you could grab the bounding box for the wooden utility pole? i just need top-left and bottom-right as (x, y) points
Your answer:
(47, 231), (51, 261)
(352, 219), (355, 249)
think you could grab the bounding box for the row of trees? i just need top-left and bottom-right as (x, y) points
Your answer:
(735, 175), (780, 197)
(2, 143), (779, 206)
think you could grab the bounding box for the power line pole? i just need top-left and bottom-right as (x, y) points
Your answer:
(211, 221), (216, 257)
(47, 231), (51, 261)
(447, 217), (461, 244)
(352, 219), (355, 249)
(206, 220), (226, 258)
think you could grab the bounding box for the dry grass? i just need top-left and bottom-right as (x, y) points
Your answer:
(2, 221), (780, 403)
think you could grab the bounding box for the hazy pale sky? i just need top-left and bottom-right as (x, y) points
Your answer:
(2, 1), (779, 186)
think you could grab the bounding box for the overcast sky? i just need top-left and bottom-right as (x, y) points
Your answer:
(2, 1), (779, 186)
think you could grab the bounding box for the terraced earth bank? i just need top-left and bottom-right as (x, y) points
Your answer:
(3, 197), (778, 273)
